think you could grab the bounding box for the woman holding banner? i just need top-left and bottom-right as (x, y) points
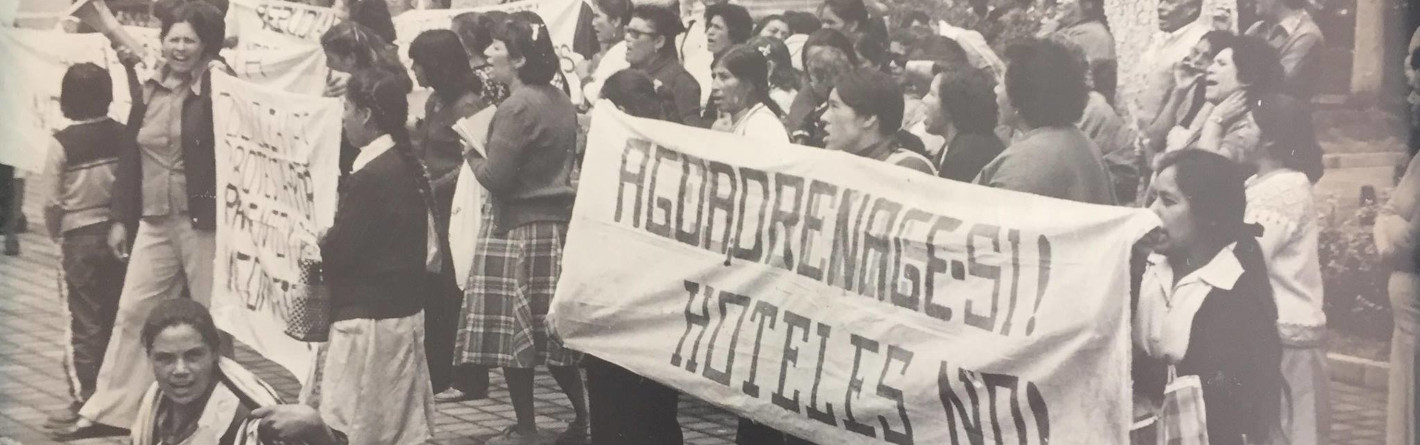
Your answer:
(1134, 149), (1283, 445)
(583, 68), (689, 445)
(308, 66), (438, 445)
(456, 14), (588, 445)
(51, 2), (233, 439)
(703, 45), (809, 445)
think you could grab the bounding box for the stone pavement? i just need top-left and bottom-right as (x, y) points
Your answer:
(0, 187), (739, 445)
(0, 195), (1390, 445)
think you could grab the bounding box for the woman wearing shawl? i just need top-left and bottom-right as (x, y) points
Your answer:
(131, 299), (344, 445)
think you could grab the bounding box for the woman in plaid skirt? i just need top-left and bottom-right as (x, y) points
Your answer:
(1132, 150), (1282, 445)
(453, 13), (588, 445)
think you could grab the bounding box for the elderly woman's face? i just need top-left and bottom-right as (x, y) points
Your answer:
(1204, 48), (1241, 102)
(149, 324), (217, 406)
(162, 22), (206, 74)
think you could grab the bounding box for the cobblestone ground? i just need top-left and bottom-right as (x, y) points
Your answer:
(0, 190), (1388, 445)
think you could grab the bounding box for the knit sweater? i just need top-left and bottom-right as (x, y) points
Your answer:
(473, 84), (579, 234)
(1245, 170), (1326, 345)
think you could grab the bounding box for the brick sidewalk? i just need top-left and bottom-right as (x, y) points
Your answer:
(0, 196), (1389, 445)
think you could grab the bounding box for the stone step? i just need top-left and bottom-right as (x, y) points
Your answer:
(1323, 151), (1410, 169)
(1312, 166), (1397, 217)
(1329, 353), (1390, 390)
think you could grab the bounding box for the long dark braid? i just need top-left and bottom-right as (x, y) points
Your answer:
(346, 68), (443, 270)
(719, 44), (787, 121)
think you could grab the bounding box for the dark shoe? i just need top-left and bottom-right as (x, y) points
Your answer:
(434, 388), (486, 403)
(3, 237), (17, 256)
(554, 420), (589, 445)
(484, 426), (542, 445)
(48, 422), (127, 441)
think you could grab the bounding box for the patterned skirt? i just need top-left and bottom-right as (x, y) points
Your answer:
(453, 195), (581, 368)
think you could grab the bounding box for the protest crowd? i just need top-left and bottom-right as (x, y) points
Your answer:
(1, 0), (1418, 443)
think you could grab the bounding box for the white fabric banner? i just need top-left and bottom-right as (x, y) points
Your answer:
(224, 43), (329, 96)
(392, 0), (586, 104)
(448, 106), (495, 290)
(210, 71), (338, 383)
(223, 0), (334, 96)
(226, 0), (340, 51)
(552, 105), (1160, 445)
(0, 24), (325, 172)
(0, 26), (155, 172)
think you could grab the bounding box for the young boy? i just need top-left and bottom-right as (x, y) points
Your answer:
(40, 62), (128, 429)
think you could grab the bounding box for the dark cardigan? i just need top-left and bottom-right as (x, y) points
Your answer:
(320, 144), (434, 322)
(1133, 238), (1283, 445)
(112, 63), (221, 236)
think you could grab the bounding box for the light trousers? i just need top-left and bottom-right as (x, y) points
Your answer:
(78, 214), (214, 428)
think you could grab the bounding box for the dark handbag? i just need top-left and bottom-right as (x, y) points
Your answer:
(284, 257), (331, 342)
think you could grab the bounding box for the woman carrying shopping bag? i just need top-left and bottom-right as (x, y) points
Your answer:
(1133, 149), (1284, 445)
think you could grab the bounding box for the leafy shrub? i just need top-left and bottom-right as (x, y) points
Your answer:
(1317, 194), (1392, 340)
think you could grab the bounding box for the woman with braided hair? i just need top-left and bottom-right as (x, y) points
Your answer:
(310, 67), (439, 445)
(709, 44), (788, 141)
(742, 36), (801, 116)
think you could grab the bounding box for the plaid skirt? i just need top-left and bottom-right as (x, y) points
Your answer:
(454, 197), (581, 368)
